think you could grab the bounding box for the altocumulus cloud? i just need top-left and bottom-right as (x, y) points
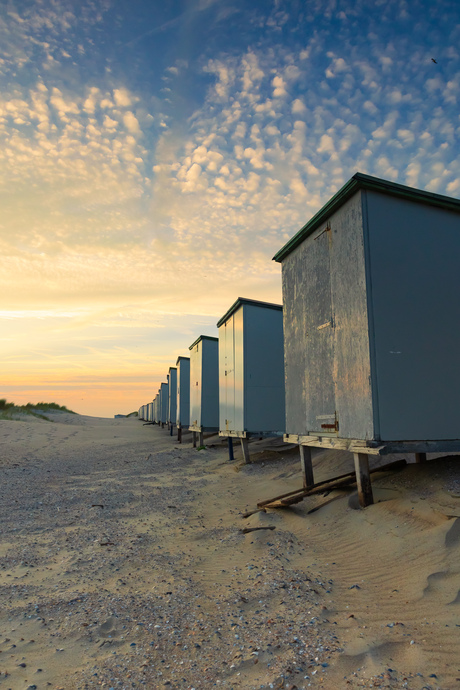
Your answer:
(1, 0), (460, 312)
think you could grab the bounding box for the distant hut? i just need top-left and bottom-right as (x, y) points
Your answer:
(154, 390), (160, 425)
(274, 172), (460, 507)
(160, 382), (169, 427)
(176, 356), (190, 443)
(189, 336), (219, 447)
(168, 367), (177, 435)
(217, 297), (285, 462)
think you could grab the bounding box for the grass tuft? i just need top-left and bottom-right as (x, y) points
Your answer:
(0, 399), (76, 422)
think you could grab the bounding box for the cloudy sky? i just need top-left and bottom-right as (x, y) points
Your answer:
(1, 0), (459, 417)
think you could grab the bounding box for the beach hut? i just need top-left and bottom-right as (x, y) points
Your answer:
(274, 172), (460, 507)
(154, 391), (160, 425)
(168, 367), (177, 435)
(148, 402), (153, 422)
(189, 335), (219, 446)
(217, 297), (285, 462)
(160, 382), (169, 427)
(176, 356), (190, 443)
(167, 373), (171, 427)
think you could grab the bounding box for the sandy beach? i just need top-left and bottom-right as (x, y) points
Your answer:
(0, 413), (459, 690)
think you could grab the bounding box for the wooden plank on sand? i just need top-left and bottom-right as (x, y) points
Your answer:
(257, 459), (406, 509)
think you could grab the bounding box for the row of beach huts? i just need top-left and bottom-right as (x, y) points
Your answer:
(138, 295), (285, 462)
(138, 173), (460, 507)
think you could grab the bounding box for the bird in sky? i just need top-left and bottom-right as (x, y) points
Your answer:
(432, 58), (438, 63)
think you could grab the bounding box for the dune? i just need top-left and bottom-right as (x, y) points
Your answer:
(0, 414), (458, 689)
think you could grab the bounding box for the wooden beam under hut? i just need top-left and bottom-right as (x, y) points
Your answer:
(257, 459), (407, 509)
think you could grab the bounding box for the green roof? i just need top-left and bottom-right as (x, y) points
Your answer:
(273, 172), (460, 263)
(188, 334), (218, 350)
(217, 297), (282, 328)
(176, 355), (190, 365)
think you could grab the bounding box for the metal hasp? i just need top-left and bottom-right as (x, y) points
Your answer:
(176, 356), (190, 443)
(160, 381), (169, 428)
(188, 335), (219, 445)
(274, 172), (460, 508)
(217, 297), (285, 463)
(168, 367), (177, 433)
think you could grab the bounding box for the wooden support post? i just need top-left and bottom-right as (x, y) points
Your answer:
(415, 452), (427, 463)
(241, 437), (250, 464)
(228, 437), (234, 461)
(178, 426), (182, 443)
(161, 422), (164, 429)
(170, 424), (173, 436)
(192, 431), (197, 448)
(299, 445), (314, 489)
(353, 452), (374, 508)
(199, 430), (204, 447)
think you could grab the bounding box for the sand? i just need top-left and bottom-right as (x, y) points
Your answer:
(0, 413), (459, 690)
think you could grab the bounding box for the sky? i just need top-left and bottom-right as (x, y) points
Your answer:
(1, 0), (459, 417)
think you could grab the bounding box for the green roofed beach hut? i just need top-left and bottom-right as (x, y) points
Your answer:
(274, 172), (460, 507)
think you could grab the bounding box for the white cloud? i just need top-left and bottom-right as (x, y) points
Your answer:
(241, 52), (264, 94)
(83, 88), (100, 114)
(290, 177), (308, 199)
(205, 60), (235, 101)
(113, 89), (132, 107)
(123, 112), (141, 135)
(103, 115), (118, 130)
(292, 98), (307, 114)
(396, 128), (415, 145)
(50, 88), (80, 116)
(317, 134), (335, 154)
(272, 75), (287, 98)
(326, 57), (348, 78)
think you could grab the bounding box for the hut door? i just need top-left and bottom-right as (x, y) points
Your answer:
(189, 343), (201, 428)
(223, 318), (235, 431)
(305, 228), (337, 434)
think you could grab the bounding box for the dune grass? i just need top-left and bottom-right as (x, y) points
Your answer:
(0, 399), (75, 421)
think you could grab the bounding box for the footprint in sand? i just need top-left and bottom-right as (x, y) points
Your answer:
(97, 616), (121, 639)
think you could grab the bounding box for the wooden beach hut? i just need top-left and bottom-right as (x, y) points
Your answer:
(217, 297), (285, 462)
(274, 172), (460, 507)
(160, 382), (169, 427)
(154, 391), (160, 425)
(189, 335), (219, 447)
(168, 366), (177, 435)
(176, 356), (190, 443)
